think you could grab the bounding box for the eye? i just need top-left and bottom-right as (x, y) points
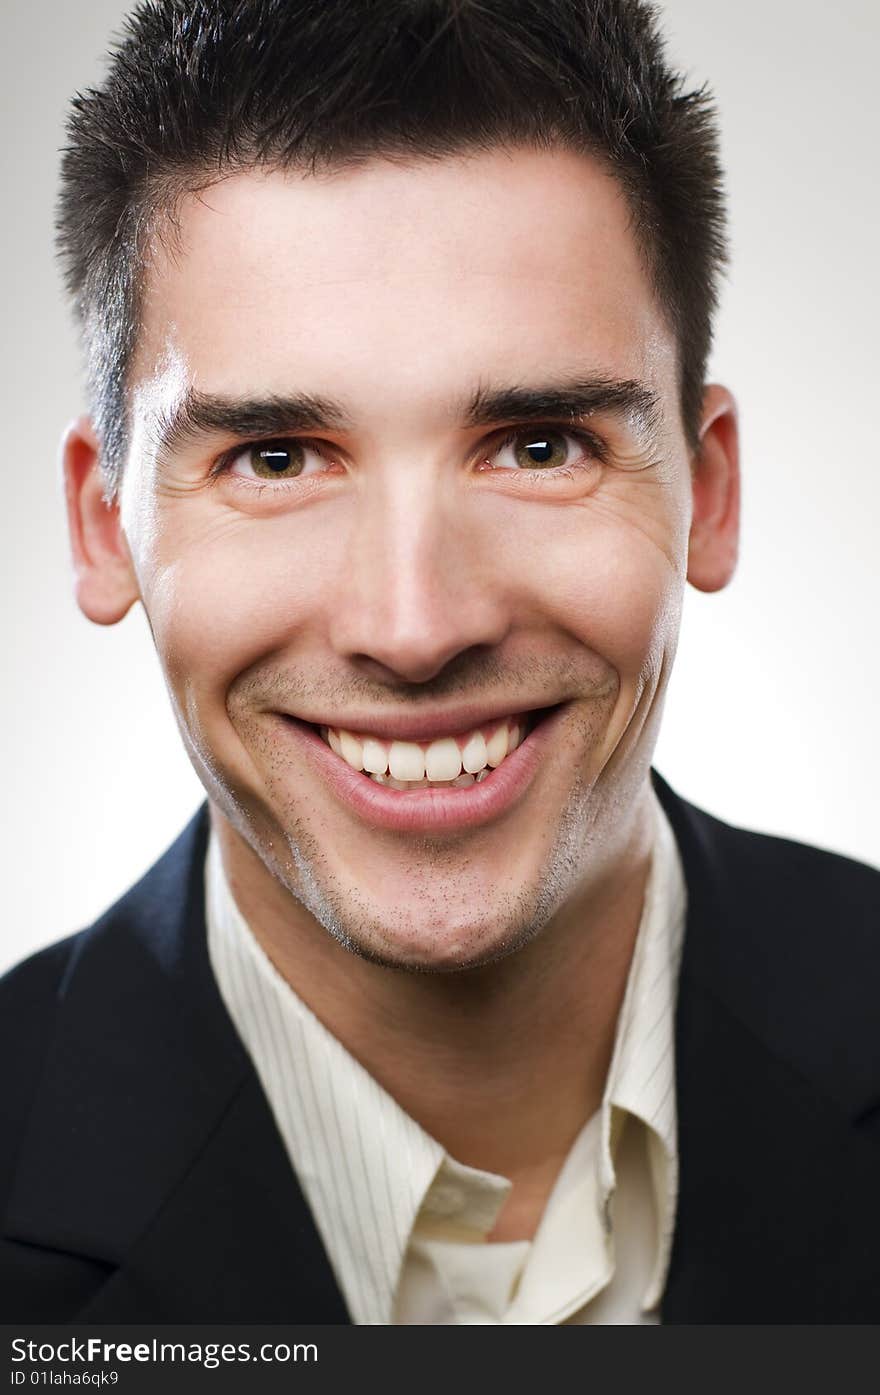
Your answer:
(228, 438), (327, 481)
(488, 428), (599, 472)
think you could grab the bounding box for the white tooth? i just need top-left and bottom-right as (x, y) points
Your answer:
(389, 741), (425, 781)
(475, 769), (491, 783)
(508, 722), (523, 751)
(328, 728), (342, 756)
(369, 771), (389, 784)
(461, 731), (488, 774)
(362, 737), (389, 775)
(485, 724), (510, 767)
(425, 736), (462, 781)
(339, 730), (365, 771)
(452, 772), (476, 787)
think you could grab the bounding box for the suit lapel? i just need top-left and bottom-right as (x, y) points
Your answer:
(74, 1072), (349, 1321)
(652, 770), (880, 1322)
(4, 808), (349, 1321)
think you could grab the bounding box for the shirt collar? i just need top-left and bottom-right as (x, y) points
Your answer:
(601, 789), (687, 1309)
(206, 828), (442, 1322)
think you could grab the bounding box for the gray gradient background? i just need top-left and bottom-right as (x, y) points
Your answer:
(2, 0), (877, 974)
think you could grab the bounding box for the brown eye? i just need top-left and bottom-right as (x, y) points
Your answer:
(511, 431), (570, 469)
(247, 440), (306, 479)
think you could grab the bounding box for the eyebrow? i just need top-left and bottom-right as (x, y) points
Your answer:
(155, 390), (351, 459)
(154, 375), (661, 458)
(464, 377), (661, 433)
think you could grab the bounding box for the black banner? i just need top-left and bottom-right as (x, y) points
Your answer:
(2, 1324), (879, 1393)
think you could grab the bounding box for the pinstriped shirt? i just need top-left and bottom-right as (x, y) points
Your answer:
(205, 787), (687, 1324)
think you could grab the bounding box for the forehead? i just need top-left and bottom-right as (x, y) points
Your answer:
(135, 146), (676, 417)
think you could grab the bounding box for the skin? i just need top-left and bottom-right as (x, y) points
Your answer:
(63, 146), (739, 1240)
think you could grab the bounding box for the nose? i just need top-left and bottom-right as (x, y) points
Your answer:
(327, 470), (511, 685)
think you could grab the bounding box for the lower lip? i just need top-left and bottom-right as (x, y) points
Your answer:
(277, 708), (565, 834)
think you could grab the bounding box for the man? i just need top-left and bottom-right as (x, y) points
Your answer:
(1, 0), (877, 1325)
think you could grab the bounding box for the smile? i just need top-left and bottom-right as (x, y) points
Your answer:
(280, 706), (565, 834)
(318, 714), (534, 790)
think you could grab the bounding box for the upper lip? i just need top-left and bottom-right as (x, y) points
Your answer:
(283, 701), (557, 743)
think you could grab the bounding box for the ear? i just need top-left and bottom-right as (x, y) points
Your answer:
(61, 416), (140, 625)
(686, 384), (741, 594)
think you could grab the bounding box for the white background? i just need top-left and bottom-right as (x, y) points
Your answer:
(2, 0), (877, 974)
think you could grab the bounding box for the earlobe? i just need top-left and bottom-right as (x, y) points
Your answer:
(686, 385), (741, 594)
(61, 416), (140, 625)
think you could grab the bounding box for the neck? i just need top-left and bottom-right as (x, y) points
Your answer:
(211, 784), (655, 1236)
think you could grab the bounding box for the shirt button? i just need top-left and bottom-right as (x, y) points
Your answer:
(423, 1183), (466, 1217)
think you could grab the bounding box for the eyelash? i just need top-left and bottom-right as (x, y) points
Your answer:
(210, 424), (608, 492)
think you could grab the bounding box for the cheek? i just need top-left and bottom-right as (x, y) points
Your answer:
(139, 509), (337, 702)
(565, 540), (681, 678)
(502, 498), (686, 683)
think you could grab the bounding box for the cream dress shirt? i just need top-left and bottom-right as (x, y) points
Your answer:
(205, 787), (687, 1324)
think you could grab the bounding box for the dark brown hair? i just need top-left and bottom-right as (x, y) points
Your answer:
(57, 0), (727, 497)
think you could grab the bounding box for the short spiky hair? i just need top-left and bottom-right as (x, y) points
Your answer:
(57, 0), (727, 498)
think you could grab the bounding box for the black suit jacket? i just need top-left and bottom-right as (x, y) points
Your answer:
(2, 770), (879, 1323)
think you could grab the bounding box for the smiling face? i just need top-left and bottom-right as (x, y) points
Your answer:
(66, 145), (739, 972)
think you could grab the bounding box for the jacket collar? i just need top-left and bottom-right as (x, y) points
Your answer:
(653, 770), (880, 1321)
(654, 768), (880, 1123)
(4, 806), (348, 1321)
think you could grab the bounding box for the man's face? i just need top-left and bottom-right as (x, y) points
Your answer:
(91, 146), (732, 971)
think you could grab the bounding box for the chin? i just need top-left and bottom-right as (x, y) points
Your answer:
(295, 869), (548, 975)
(335, 919), (536, 976)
